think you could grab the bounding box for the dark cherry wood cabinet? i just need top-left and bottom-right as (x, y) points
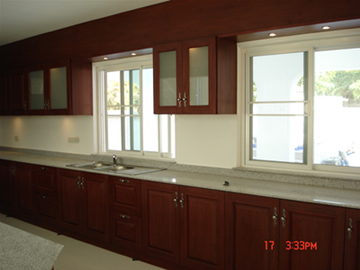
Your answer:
(153, 37), (236, 115)
(57, 169), (109, 243)
(344, 208), (360, 270)
(0, 71), (27, 115)
(278, 200), (345, 270)
(225, 192), (279, 270)
(0, 160), (14, 214)
(109, 176), (142, 253)
(13, 162), (34, 222)
(33, 165), (58, 230)
(142, 181), (225, 270)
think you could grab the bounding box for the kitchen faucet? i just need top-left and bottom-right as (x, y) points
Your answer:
(113, 155), (117, 166)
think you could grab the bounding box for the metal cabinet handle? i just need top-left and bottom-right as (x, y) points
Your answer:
(177, 93), (182, 107)
(120, 214), (130, 219)
(120, 179), (129, 183)
(272, 207), (277, 227)
(41, 167), (47, 170)
(174, 192), (178, 208)
(347, 218), (353, 239)
(179, 193), (185, 209)
(77, 177), (81, 189)
(281, 209), (286, 228)
(42, 195), (48, 199)
(182, 92), (187, 107)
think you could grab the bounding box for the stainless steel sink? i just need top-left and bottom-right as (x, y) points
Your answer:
(66, 161), (163, 175)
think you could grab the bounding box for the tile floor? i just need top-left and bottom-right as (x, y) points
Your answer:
(0, 213), (163, 270)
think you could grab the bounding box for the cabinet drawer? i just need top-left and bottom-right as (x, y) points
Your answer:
(35, 192), (57, 204)
(33, 165), (57, 192)
(110, 210), (142, 252)
(109, 177), (141, 215)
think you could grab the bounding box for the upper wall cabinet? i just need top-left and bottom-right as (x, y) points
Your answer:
(153, 37), (237, 114)
(24, 59), (92, 116)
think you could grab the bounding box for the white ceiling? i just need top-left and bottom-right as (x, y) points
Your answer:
(0, 0), (168, 46)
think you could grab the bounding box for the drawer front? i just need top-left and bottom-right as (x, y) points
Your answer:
(110, 210), (142, 252)
(110, 177), (141, 215)
(33, 166), (57, 192)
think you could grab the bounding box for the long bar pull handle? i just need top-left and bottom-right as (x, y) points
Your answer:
(347, 218), (353, 239)
(179, 193), (185, 209)
(174, 192), (178, 208)
(281, 209), (286, 228)
(272, 207), (278, 227)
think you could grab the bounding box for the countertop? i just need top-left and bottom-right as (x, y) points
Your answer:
(1, 150), (360, 210)
(0, 222), (63, 270)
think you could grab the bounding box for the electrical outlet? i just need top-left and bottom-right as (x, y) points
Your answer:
(15, 136), (19, 142)
(68, 137), (80, 143)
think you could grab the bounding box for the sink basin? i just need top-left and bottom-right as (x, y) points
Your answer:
(67, 161), (163, 175)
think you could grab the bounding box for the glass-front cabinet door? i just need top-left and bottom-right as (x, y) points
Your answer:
(154, 42), (183, 114)
(27, 61), (69, 115)
(153, 37), (217, 114)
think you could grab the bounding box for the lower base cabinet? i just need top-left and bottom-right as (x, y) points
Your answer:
(344, 208), (360, 270)
(226, 192), (348, 270)
(57, 169), (109, 243)
(142, 181), (225, 270)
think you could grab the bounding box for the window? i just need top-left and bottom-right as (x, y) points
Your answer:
(94, 55), (175, 158)
(240, 29), (360, 174)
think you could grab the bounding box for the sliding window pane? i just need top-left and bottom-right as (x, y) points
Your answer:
(314, 48), (360, 167)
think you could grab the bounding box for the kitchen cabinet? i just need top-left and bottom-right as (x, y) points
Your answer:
(225, 192), (279, 270)
(109, 176), (142, 253)
(344, 208), (360, 270)
(13, 162), (34, 222)
(153, 37), (236, 114)
(57, 169), (109, 243)
(0, 70), (27, 115)
(25, 59), (92, 115)
(33, 165), (58, 230)
(278, 200), (345, 270)
(0, 160), (14, 215)
(226, 193), (346, 270)
(142, 181), (225, 270)
(27, 61), (70, 115)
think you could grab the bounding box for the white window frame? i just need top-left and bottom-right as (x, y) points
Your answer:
(93, 55), (175, 159)
(238, 28), (360, 175)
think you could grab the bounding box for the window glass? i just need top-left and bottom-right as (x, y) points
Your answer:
(314, 48), (360, 167)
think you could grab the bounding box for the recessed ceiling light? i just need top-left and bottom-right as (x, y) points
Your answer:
(131, 52), (137, 56)
(103, 57), (108, 60)
(269, 33), (277, 37)
(322, 26), (330, 30)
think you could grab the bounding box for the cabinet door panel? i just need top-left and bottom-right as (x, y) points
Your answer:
(58, 170), (82, 233)
(110, 177), (141, 215)
(33, 166), (57, 192)
(83, 173), (109, 241)
(225, 192), (279, 270)
(180, 186), (224, 270)
(0, 161), (14, 214)
(110, 211), (142, 252)
(142, 181), (180, 263)
(29, 70), (45, 110)
(14, 163), (33, 217)
(279, 200), (345, 270)
(344, 208), (360, 270)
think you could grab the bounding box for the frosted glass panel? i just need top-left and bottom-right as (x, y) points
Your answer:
(50, 67), (67, 109)
(189, 46), (209, 106)
(159, 51), (177, 106)
(29, 70), (44, 110)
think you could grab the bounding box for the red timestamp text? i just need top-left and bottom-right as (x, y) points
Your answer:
(264, 241), (318, 250)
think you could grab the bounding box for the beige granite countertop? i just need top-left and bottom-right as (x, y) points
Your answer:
(1, 150), (360, 210)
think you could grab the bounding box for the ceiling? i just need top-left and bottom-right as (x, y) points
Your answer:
(0, 0), (168, 46)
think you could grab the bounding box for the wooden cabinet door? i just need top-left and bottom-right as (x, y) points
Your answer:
(142, 181), (180, 264)
(0, 160), (14, 214)
(279, 200), (345, 270)
(82, 172), (109, 242)
(225, 192), (279, 270)
(57, 169), (83, 234)
(179, 186), (225, 270)
(182, 37), (217, 114)
(0, 75), (9, 114)
(344, 208), (360, 270)
(14, 163), (33, 221)
(10, 71), (26, 114)
(153, 42), (183, 114)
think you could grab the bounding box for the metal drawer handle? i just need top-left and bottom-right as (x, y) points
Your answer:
(120, 214), (130, 219)
(120, 179), (129, 183)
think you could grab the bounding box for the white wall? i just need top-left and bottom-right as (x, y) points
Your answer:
(0, 114), (239, 168)
(0, 116), (94, 155)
